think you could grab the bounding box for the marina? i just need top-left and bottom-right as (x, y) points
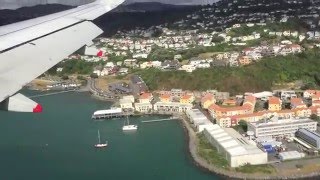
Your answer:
(0, 90), (217, 180)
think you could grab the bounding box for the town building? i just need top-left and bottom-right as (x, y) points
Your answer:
(304, 90), (320, 99)
(139, 93), (153, 103)
(186, 109), (211, 132)
(290, 98), (306, 109)
(268, 96), (282, 111)
(201, 93), (216, 109)
(153, 102), (192, 114)
(122, 95), (135, 103)
(295, 128), (320, 149)
(119, 98), (133, 110)
(134, 102), (153, 113)
(203, 124), (268, 167)
(248, 117), (317, 138)
(160, 94), (171, 103)
(180, 94), (194, 104)
(208, 96), (256, 124)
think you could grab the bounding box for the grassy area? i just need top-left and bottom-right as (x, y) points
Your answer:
(235, 164), (276, 174)
(137, 50), (320, 94)
(197, 133), (229, 169)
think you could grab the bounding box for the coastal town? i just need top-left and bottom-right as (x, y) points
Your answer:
(24, 0), (320, 179)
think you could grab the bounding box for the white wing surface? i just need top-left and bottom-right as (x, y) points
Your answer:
(0, 0), (124, 112)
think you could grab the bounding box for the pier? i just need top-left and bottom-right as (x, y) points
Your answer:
(141, 117), (179, 123)
(28, 90), (77, 98)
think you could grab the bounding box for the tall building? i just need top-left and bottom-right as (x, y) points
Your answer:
(248, 118), (317, 138)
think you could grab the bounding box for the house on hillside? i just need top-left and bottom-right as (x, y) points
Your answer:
(268, 97), (282, 111)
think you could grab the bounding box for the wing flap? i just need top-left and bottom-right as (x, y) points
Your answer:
(0, 21), (103, 102)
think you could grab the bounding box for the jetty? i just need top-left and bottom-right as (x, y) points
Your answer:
(141, 117), (179, 123)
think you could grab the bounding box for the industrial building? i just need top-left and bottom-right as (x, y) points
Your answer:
(248, 117), (317, 138)
(186, 109), (211, 132)
(278, 151), (305, 161)
(296, 128), (320, 149)
(203, 124), (268, 167)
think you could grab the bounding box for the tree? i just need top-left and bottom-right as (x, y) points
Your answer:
(90, 73), (98, 79)
(238, 120), (248, 132)
(310, 114), (320, 122)
(61, 75), (69, 80)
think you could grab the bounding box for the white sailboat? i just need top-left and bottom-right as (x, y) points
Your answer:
(94, 130), (108, 148)
(122, 115), (138, 131)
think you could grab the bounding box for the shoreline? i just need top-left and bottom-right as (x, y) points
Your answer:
(179, 115), (320, 180)
(26, 88), (320, 179)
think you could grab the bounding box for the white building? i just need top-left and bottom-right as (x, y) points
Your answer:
(203, 124), (268, 167)
(186, 109), (211, 132)
(134, 102), (153, 113)
(248, 118), (317, 138)
(278, 151), (305, 161)
(119, 98), (133, 110)
(154, 102), (192, 113)
(122, 95), (135, 103)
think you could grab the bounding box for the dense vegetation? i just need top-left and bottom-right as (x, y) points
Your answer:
(137, 50), (320, 94)
(227, 20), (307, 37)
(197, 133), (229, 169)
(48, 59), (96, 75)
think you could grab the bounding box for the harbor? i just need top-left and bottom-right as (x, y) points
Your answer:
(0, 89), (217, 180)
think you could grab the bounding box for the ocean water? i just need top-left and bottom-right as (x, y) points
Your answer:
(0, 90), (220, 180)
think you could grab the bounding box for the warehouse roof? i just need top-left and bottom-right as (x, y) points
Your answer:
(205, 124), (265, 157)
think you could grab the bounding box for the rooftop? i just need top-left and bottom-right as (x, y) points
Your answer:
(249, 118), (316, 128)
(268, 96), (281, 104)
(204, 124), (265, 157)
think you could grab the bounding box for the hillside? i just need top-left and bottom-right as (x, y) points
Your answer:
(136, 50), (320, 94)
(0, 4), (72, 26)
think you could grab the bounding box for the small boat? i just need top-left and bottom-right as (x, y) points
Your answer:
(94, 130), (108, 148)
(122, 115), (138, 131)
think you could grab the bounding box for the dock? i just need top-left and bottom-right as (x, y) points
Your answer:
(141, 117), (179, 123)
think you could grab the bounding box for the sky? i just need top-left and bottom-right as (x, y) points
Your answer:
(0, 0), (219, 9)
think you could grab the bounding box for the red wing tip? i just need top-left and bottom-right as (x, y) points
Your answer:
(33, 104), (43, 113)
(97, 50), (103, 57)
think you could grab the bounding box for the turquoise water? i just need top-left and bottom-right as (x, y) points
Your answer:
(0, 90), (220, 180)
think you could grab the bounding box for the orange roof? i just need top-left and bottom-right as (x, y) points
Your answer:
(140, 93), (152, 99)
(313, 100), (320, 104)
(201, 93), (214, 103)
(161, 94), (171, 99)
(268, 96), (281, 104)
(290, 98), (304, 105)
(181, 94), (193, 100)
(210, 104), (249, 113)
(305, 89), (317, 94)
(230, 111), (265, 119)
(223, 99), (237, 104)
(243, 95), (256, 105)
(312, 93), (320, 98)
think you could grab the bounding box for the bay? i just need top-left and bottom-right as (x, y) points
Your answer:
(0, 90), (220, 180)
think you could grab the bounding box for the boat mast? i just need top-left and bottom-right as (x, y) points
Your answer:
(98, 130), (101, 144)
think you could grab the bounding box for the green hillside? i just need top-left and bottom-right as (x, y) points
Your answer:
(136, 50), (320, 94)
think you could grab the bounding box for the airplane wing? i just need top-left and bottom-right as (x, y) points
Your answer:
(0, 0), (124, 113)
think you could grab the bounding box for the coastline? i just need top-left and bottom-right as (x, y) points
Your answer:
(26, 87), (320, 180)
(179, 115), (320, 180)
